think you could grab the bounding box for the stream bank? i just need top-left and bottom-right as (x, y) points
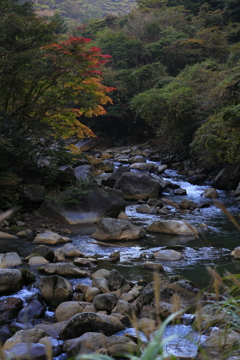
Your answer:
(0, 143), (240, 360)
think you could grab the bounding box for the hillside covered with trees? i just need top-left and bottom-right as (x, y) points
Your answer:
(1, 0), (240, 209)
(34, 0), (137, 24)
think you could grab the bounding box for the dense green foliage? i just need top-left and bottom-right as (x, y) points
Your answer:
(72, 0), (240, 169)
(34, 0), (137, 24)
(1, 0), (240, 207)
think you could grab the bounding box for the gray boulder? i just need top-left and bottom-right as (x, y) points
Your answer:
(0, 297), (23, 324)
(33, 231), (71, 245)
(92, 218), (146, 241)
(38, 275), (73, 307)
(38, 263), (89, 277)
(154, 249), (183, 261)
(3, 328), (48, 351)
(38, 188), (126, 224)
(59, 312), (124, 340)
(93, 293), (119, 312)
(63, 332), (108, 356)
(5, 343), (47, 360)
(114, 172), (163, 200)
(0, 252), (22, 268)
(146, 220), (198, 236)
(55, 301), (84, 322)
(202, 188), (219, 199)
(0, 269), (23, 295)
(19, 184), (45, 203)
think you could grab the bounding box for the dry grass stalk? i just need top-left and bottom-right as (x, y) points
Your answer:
(214, 200), (240, 231)
(153, 271), (161, 327)
(207, 266), (226, 300)
(0, 208), (16, 223)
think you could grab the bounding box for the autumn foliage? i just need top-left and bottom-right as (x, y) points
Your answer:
(41, 36), (115, 138)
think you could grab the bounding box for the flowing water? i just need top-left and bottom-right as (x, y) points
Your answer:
(1, 167), (240, 358)
(67, 169), (240, 289)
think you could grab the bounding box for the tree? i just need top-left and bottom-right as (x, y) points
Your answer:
(0, 0), (114, 172)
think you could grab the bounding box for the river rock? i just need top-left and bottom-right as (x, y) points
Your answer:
(74, 136), (101, 151)
(55, 301), (84, 322)
(92, 277), (110, 293)
(93, 293), (119, 312)
(92, 269), (110, 279)
(85, 287), (101, 302)
(26, 245), (55, 262)
(74, 165), (95, 181)
(146, 220), (198, 236)
(17, 299), (46, 323)
(0, 269), (23, 295)
(135, 276), (198, 314)
(108, 269), (126, 291)
(102, 166), (130, 187)
(155, 164), (167, 175)
(143, 262), (164, 271)
(147, 198), (164, 207)
(174, 188), (187, 195)
(154, 249), (183, 261)
(202, 188), (219, 198)
(179, 198), (197, 209)
(35, 321), (68, 339)
(73, 257), (97, 267)
(0, 252), (22, 268)
(38, 263), (89, 277)
(0, 297), (23, 324)
(59, 312), (125, 340)
(33, 231), (71, 245)
(196, 328), (240, 360)
(0, 232), (18, 239)
(130, 162), (155, 172)
(136, 204), (151, 213)
(3, 328), (48, 351)
(113, 299), (137, 316)
(38, 188), (126, 225)
(38, 275), (73, 307)
(106, 335), (138, 356)
(57, 243), (84, 257)
(63, 332), (108, 356)
(231, 246), (240, 258)
(29, 256), (49, 266)
(19, 184), (45, 203)
(114, 172), (163, 200)
(92, 218), (146, 241)
(5, 342), (47, 360)
(39, 336), (62, 357)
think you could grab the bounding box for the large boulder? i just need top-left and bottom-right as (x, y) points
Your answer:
(55, 301), (84, 322)
(114, 172), (163, 200)
(92, 293), (119, 312)
(102, 166), (130, 187)
(38, 275), (73, 307)
(202, 188), (219, 199)
(0, 297), (23, 324)
(38, 263), (89, 277)
(33, 231), (71, 245)
(63, 332), (108, 356)
(0, 252), (22, 268)
(3, 328), (48, 351)
(5, 343), (47, 360)
(19, 184), (45, 203)
(59, 312), (124, 340)
(74, 137), (101, 151)
(92, 218), (146, 241)
(146, 220), (198, 236)
(38, 188), (126, 224)
(0, 269), (23, 295)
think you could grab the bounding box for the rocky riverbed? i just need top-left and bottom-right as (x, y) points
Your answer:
(0, 143), (240, 360)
